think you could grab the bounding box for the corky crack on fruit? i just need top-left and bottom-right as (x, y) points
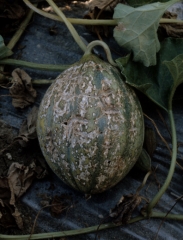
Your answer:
(37, 44), (144, 194)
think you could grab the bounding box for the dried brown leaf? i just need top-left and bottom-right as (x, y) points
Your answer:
(0, 199), (17, 228)
(9, 68), (37, 108)
(50, 194), (72, 217)
(12, 207), (23, 229)
(0, 177), (11, 201)
(88, 0), (121, 11)
(0, 1), (25, 19)
(0, 176), (20, 228)
(160, 11), (183, 38)
(84, 0), (126, 37)
(8, 162), (40, 197)
(17, 106), (38, 146)
(110, 194), (142, 224)
(84, 7), (112, 37)
(0, 161), (46, 228)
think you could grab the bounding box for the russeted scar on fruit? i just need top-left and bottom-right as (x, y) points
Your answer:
(37, 40), (144, 194)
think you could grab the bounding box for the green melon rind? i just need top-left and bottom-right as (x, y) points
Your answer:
(37, 54), (144, 194)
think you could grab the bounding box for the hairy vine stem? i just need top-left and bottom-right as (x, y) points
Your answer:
(46, 0), (86, 52)
(1, 211), (183, 239)
(0, 59), (69, 72)
(147, 107), (177, 215)
(0, 4), (37, 81)
(24, 0), (183, 25)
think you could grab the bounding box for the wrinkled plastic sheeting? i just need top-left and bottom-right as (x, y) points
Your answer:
(1, 2), (183, 240)
(168, 2), (183, 19)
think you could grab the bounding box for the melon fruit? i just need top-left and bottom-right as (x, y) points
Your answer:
(37, 41), (144, 194)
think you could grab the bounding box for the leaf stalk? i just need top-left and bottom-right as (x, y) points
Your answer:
(147, 108), (177, 215)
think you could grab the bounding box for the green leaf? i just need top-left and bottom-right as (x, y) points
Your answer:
(0, 35), (13, 60)
(135, 148), (151, 172)
(126, 0), (170, 7)
(113, 0), (179, 67)
(163, 54), (183, 100)
(116, 38), (183, 111)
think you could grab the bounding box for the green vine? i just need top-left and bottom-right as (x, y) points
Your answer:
(147, 108), (177, 215)
(0, 59), (69, 72)
(23, 0), (183, 25)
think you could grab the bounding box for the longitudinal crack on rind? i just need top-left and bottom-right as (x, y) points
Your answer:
(37, 55), (144, 194)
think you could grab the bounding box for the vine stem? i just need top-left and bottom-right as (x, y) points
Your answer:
(0, 59), (69, 72)
(0, 217), (143, 240)
(136, 170), (152, 194)
(1, 211), (183, 239)
(147, 108), (177, 215)
(46, 0), (86, 52)
(7, 5), (37, 50)
(23, 0), (183, 25)
(0, 4), (37, 81)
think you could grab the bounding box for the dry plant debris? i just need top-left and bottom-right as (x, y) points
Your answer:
(0, 0), (26, 35)
(0, 120), (47, 230)
(0, 162), (45, 229)
(9, 68), (37, 108)
(50, 194), (73, 217)
(0, 0), (25, 19)
(109, 193), (142, 224)
(84, 0), (125, 38)
(88, 0), (122, 11)
(160, 11), (183, 38)
(16, 106), (38, 146)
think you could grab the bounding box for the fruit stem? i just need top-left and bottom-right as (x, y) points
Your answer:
(84, 40), (117, 66)
(46, 0), (87, 52)
(147, 108), (177, 215)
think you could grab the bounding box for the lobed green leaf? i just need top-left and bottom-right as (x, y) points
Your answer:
(113, 0), (179, 67)
(0, 35), (13, 60)
(126, 0), (170, 8)
(116, 38), (183, 111)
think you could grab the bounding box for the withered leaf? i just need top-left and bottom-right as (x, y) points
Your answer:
(0, 161), (46, 229)
(9, 68), (37, 108)
(0, 197), (18, 228)
(110, 194), (142, 224)
(7, 162), (38, 197)
(0, 176), (23, 228)
(0, 1), (25, 19)
(50, 194), (72, 218)
(84, 7), (112, 37)
(84, 0), (125, 37)
(12, 207), (23, 229)
(160, 11), (183, 38)
(88, 0), (122, 11)
(17, 106), (38, 146)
